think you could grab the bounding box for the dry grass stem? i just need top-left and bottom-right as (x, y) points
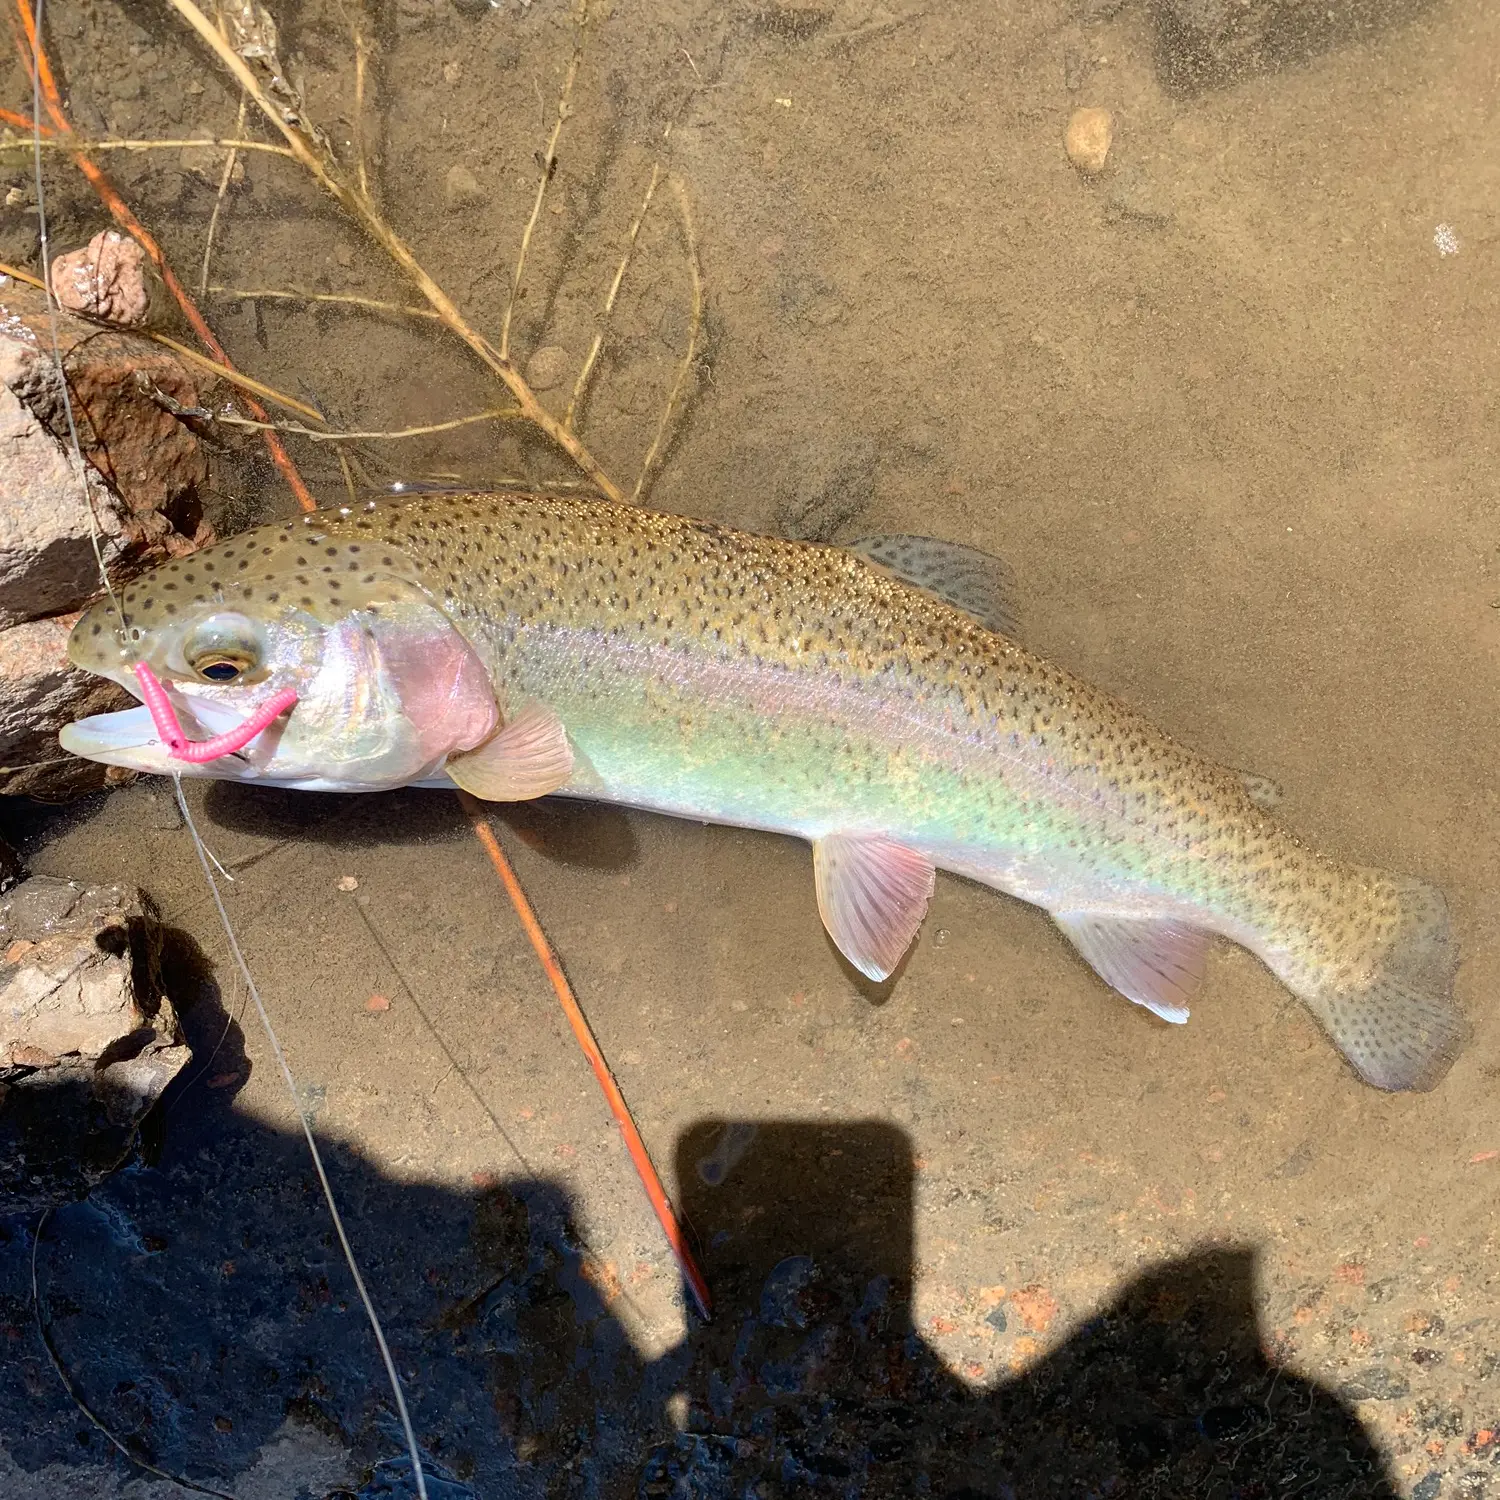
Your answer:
(0, 132), (296, 158)
(499, 4), (589, 362)
(161, 0), (624, 501)
(352, 17), (370, 200)
(207, 285), (441, 320)
(0, 258), (45, 287)
(565, 150), (665, 430)
(146, 330), (326, 420)
(214, 404), (522, 442)
(337, 445), (358, 503)
(632, 176), (703, 503)
(200, 93), (249, 298)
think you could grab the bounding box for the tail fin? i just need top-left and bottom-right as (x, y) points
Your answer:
(1278, 869), (1466, 1092)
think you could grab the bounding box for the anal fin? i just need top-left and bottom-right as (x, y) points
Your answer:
(445, 702), (573, 801)
(813, 833), (936, 982)
(1052, 913), (1212, 1023)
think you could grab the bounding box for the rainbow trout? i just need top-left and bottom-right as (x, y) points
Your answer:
(60, 491), (1464, 1091)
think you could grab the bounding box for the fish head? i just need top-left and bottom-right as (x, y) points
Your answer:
(61, 519), (499, 789)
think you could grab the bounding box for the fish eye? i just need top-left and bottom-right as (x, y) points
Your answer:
(182, 612), (266, 684)
(197, 658), (246, 683)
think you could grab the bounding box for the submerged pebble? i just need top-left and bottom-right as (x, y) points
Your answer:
(444, 163), (485, 210)
(525, 344), (570, 392)
(1064, 107), (1114, 175)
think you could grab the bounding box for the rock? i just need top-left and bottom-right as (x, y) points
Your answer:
(0, 380), (127, 628)
(524, 344), (570, 392)
(0, 613), (133, 800)
(1064, 107), (1114, 176)
(48, 229), (152, 327)
(1337, 1366), (1411, 1403)
(444, 163), (485, 210)
(0, 877), (190, 1216)
(0, 280), (219, 553)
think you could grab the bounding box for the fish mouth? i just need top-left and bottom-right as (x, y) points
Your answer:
(59, 704), (253, 777)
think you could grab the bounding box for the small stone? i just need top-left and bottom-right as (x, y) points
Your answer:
(524, 344), (570, 392)
(1064, 107), (1114, 175)
(444, 163), (485, 210)
(442, 59), (462, 83)
(49, 230), (151, 327)
(337, 875), (359, 892)
(365, 993), (390, 1013)
(1339, 1366), (1410, 1402)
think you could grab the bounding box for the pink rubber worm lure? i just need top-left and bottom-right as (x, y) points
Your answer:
(134, 661), (299, 764)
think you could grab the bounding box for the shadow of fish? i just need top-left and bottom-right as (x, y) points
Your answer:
(60, 491), (1466, 1092)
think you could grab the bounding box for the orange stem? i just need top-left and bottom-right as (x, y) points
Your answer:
(12, 0), (318, 513)
(461, 793), (713, 1321)
(0, 103), (41, 131)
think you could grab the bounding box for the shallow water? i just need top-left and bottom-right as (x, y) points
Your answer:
(2, 0), (1498, 1494)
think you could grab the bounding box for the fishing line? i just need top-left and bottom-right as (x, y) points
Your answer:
(23, 12), (426, 1487)
(174, 777), (430, 1500)
(27, 0), (124, 634)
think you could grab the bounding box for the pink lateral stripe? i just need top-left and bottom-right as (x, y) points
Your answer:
(133, 662), (299, 764)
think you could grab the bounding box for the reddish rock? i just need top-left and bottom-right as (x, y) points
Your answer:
(48, 229), (152, 327)
(0, 277), (218, 587)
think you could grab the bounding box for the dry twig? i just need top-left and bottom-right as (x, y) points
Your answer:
(145, 330), (325, 420)
(566, 142), (667, 431)
(499, 4), (588, 361)
(633, 177), (703, 502)
(208, 284), (441, 321)
(161, 0), (624, 501)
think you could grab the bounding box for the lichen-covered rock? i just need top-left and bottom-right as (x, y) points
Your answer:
(0, 877), (189, 1216)
(0, 612), (133, 799)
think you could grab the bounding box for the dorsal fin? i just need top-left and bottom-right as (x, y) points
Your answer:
(845, 533), (1019, 639)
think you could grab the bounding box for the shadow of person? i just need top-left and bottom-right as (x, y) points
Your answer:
(645, 1119), (1397, 1499)
(0, 1095), (1398, 1498)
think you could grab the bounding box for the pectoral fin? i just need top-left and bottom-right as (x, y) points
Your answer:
(444, 702), (573, 801)
(1052, 913), (1212, 1023)
(813, 833), (936, 981)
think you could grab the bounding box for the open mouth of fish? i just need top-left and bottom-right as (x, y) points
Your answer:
(61, 694), (260, 777)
